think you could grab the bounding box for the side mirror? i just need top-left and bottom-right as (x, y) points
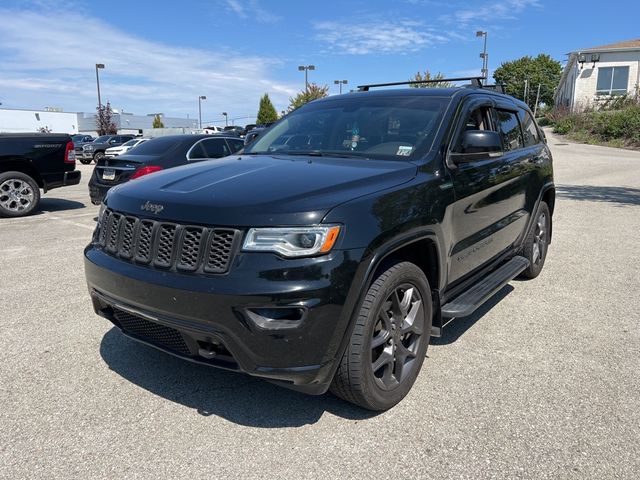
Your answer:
(451, 130), (503, 164)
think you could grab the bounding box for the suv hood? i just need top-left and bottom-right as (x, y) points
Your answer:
(106, 154), (417, 226)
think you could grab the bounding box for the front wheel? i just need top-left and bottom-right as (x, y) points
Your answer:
(330, 262), (432, 411)
(79, 159), (92, 165)
(92, 151), (105, 163)
(520, 201), (551, 279)
(0, 171), (41, 218)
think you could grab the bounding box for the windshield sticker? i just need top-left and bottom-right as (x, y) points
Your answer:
(397, 145), (413, 156)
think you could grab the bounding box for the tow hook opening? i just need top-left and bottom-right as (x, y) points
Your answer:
(197, 340), (226, 359)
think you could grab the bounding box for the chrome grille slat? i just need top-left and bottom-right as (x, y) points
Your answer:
(95, 209), (237, 274)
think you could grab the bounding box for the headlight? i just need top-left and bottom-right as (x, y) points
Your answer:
(98, 202), (106, 222)
(243, 225), (341, 257)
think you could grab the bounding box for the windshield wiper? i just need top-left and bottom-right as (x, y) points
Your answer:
(282, 150), (368, 159)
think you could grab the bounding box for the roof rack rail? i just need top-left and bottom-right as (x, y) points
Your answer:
(480, 84), (507, 94)
(357, 77), (485, 91)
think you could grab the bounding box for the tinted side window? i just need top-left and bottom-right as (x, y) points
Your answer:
(188, 142), (207, 160)
(227, 139), (244, 153)
(496, 110), (524, 151)
(202, 139), (230, 158)
(519, 110), (541, 147)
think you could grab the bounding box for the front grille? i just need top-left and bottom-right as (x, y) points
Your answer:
(112, 308), (191, 356)
(96, 209), (239, 274)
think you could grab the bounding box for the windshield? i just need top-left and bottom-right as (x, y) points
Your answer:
(94, 135), (112, 143)
(245, 95), (449, 160)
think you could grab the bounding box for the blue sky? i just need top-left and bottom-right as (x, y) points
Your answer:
(0, 0), (638, 125)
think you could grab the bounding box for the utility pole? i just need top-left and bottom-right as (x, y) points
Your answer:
(334, 80), (348, 94)
(298, 65), (316, 94)
(476, 31), (488, 84)
(95, 63), (105, 112)
(523, 79), (529, 104)
(533, 83), (541, 117)
(198, 95), (206, 129)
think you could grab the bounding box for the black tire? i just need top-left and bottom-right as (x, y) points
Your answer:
(79, 159), (92, 165)
(93, 151), (105, 163)
(330, 262), (432, 411)
(520, 201), (551, 279)
(0, 171), (41, 218)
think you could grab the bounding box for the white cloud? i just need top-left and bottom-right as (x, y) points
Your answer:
(0, 8), (295, 120)
(220, 0), (281, 24)
(315, 1), (541, 55)
(314, 20), (451, 55)
(443, 0), (541, 25)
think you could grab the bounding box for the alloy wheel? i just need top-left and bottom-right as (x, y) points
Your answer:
(532, 211), (547, 265)
(0, 178), (34, 213)
(371, 284), (425, 390)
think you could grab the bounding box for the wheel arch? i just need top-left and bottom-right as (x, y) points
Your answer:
(0, 159), (44, 188)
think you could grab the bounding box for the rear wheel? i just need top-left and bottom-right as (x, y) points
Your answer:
(0, 171), (41, 218)
(520, 201), (550, 279)
(331, 262), (432, 411)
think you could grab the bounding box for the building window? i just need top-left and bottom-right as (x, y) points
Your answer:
(596, 66), (629, 96)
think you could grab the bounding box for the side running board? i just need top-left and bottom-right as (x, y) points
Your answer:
(441, 256), (530, 320)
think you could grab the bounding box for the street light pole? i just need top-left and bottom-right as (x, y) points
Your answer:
(222, 112), (228, 127)
(334, 80), (348, 94)
(476, 31), (488, 84)
(298, 65), (316, 94)
(95, 63), (105, 111)
(198, 95), (206, 129)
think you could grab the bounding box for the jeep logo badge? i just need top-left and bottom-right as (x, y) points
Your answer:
(141, 201), (164, 214)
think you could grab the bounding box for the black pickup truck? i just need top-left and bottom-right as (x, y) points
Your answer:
(85, 79), (554, 410)
(0, 133), (81, 217)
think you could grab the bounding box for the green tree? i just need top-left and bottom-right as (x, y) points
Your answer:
(409, 70), (456, 88)
(288, 83), (329, 111)
(493, 54), (562, 109)
(256, 93), (278, 125)
(95, 101), (117, 135)
(152, 114), (164, 128)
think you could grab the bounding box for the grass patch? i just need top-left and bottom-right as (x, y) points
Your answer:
(547, 98), (640, 149)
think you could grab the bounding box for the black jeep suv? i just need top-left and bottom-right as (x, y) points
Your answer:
(84, 81), (554, 410)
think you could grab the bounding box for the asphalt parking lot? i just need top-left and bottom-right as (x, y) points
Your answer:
(1, 131), (639, 479)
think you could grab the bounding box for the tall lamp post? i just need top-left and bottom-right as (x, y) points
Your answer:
(222, 112), (228, 127)
(476, 31), (488, 84)
(333, 79), (348, 94)
(298, 65), (316, 93)
(198, 95), (206, 129)
(95, 63), (105, 111)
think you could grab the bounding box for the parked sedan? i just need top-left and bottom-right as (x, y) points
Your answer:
(88, 134), (244, 205)
(105, 138), (148, 158)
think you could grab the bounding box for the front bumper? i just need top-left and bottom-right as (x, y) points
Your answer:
(84, 245), (365, 394)
(82, 151), (95, 160)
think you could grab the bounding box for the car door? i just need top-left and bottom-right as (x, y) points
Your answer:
(446, 96), (529, 283)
